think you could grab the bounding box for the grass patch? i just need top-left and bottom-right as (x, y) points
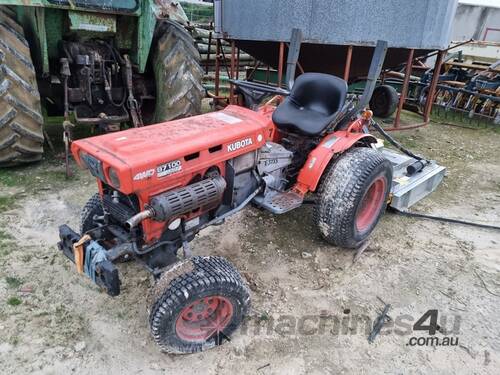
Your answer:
(0, 230), (13, 258)
(5, 276), (22, 289)
(0, 195), (16, 210)
(7, 297), (22, 306)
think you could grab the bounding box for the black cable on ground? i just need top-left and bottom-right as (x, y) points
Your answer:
(390, 207), (500, 231)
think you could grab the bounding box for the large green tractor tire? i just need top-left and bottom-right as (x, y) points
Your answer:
(153, 21), (204, 123)
(0, 7), (43, 167)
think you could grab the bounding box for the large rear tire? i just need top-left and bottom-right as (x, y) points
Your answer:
(152, 21), (204, 123)
(0, 6), (43, 167)
(149, 256), (250, 354)
(314, 147), (392, 248)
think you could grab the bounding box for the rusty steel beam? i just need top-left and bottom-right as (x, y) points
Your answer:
(424, 50), (445, 123)
(343, 45), (353, 81)
(278, 41), (285, 88)
(206, 22), (213, 74)
(394, 49), (415, 128)
(230, 40), (236, 104)
(214, 38), (221, 104)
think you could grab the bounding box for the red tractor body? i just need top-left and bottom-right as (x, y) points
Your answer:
(72, 104), (376, 244)
(73, 106), (275, 243)
(58, 72), (394, 354)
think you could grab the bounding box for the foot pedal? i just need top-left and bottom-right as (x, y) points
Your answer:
(253, 191), (303, 214)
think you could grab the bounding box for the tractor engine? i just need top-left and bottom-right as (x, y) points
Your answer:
(59, 40), (150, 131)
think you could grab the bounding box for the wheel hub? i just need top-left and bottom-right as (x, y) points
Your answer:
(176, 295), (233, 342)
(356, 176), (387, 232)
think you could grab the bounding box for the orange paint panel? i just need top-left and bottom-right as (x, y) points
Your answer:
(72, 106), (273, 243)
(296, 130), (376, 192)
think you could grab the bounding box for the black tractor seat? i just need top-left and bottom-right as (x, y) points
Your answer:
(272, 73), (348, 136)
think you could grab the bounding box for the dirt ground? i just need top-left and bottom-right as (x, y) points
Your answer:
(0, 114), (499, 374)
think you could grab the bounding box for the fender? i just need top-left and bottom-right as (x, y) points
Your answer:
(294, 130), (377, 194)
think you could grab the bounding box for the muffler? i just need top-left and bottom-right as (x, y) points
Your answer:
(126, 176), (227, 228)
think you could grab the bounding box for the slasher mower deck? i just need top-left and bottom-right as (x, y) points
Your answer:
(57, 40), (445, 353)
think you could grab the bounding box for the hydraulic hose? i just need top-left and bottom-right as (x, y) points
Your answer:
(370, 119), (425, 161)
(368, 121), (500, 232)
(370, 119), (430, 176)
(390, 207), (500, 231)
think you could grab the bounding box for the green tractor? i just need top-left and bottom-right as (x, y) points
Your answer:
(0, 0), (204, 168)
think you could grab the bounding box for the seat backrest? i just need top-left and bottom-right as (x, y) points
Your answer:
(289, 73), (347, 115)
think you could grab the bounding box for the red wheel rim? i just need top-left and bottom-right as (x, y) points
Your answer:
(355, 176), (387, 232)
(175, 295), (233, 342)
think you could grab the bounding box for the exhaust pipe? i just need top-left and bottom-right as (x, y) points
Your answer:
(126, 208), (154, 229)
(125, 176), (227, 229)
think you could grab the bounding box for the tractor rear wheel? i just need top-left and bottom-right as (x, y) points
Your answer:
(314, 147), (392, 248)
(152, 21), (204, 123)
(0, 6), (43, 167)
(149, 256), (250, 354)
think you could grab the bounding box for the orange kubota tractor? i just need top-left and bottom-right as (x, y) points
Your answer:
(58, 38), (393, 353)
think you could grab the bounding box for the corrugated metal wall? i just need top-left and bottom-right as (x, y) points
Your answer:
(218, 0), (458, 50)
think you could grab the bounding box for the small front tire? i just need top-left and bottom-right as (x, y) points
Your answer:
(149, 256), (250, 354)
(80, 193), (104, 234)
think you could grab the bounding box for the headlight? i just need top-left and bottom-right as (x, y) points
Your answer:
(107, 167), (120, 188)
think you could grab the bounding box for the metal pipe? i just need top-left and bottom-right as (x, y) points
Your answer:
(230, 39), (236, 104)
(358, 40), (388, 110)
(206, 24), (212, 75)
(278, 42), (284, 88)
(424, 50), (445, 123)
(214, 38), (221, 105)
(394, 48), (414, 128)
(236, 47), (240, 79)
(126, 209), (154, 229)
(199, 185), (262, 231)
(343, 45), (353, 81)
(285, 28), (303, 90)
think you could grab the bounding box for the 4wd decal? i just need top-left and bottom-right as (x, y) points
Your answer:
(228, 138), (253, 152)
(133, 169), (155, 181)
(157, 159), (182, 178)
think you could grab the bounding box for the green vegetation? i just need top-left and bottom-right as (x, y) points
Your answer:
(5, 276), (22, 289)
(0, 195), (16, 210)
(180, 1), (213, 24)
(7, 297), (22, 306)
(0, 230), (13, 258)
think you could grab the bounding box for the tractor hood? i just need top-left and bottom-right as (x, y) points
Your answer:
(72, 106), (272, 195)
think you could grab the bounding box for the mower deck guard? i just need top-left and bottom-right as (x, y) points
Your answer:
(58, 225), (120, 296)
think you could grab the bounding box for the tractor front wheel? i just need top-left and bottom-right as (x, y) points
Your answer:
(149, 256), (250, 354)
(80, 193), (104, 234)
(152, 21), (204, 123)
(314, 147), (392, 248)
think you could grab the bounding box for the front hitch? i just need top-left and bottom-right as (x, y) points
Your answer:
(58, 225), (121, 296)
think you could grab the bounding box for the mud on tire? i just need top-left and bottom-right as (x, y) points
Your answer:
(149, 256), (250, 354)
(152, 21), (204, 123)
(314, 147), (392, 248)
(80, 193), (104, 234)
(0, 6), (43, 167)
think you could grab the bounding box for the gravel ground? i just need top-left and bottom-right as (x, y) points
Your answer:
(0, 116), (499, 374)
